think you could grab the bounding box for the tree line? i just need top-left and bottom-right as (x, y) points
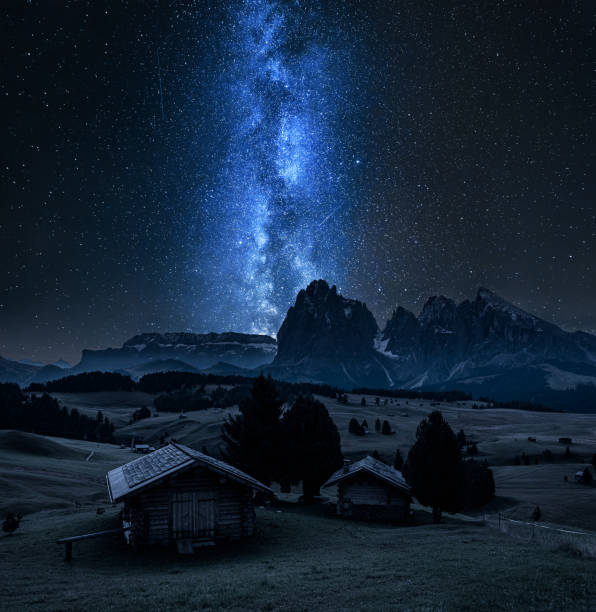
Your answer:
(222, 375), (495, 518)
(0, 382), (114, 442)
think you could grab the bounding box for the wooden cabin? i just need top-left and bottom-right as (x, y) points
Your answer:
(106, 443), (271, 552)
(323, 456), (412, 522)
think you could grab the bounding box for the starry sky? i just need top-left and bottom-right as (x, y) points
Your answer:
(1, 0), (594, 364)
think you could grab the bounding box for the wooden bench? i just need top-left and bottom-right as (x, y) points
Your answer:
(57, 527), (129, 561)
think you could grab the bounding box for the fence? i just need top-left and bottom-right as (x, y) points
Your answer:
(485, 513), (596, 558)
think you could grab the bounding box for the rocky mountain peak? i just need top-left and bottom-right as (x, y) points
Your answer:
(419, 295), (457, 327)
(274, 280), (378, 367)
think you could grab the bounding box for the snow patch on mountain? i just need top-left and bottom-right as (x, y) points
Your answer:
(374, 335), (398, 359)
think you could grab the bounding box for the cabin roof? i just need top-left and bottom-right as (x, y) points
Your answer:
(323, 455), (411, 494)
(106, 442), (272, 502)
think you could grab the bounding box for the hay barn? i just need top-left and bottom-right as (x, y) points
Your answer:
(324, 456), (412, 522)
(106, 443), (271, 552)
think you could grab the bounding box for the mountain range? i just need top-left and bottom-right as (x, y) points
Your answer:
(2, 280), (595, 411)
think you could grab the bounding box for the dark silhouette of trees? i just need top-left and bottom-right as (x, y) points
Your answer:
(393, 449), (404, 471)
(131, 405), (151, 423)
(154, 389), (213, 413)
(2, 513), (22, 535)
(375, 418), (381, 432)
(459, 459), (495, 508)
(0, 383), (114, 442)
(28, 371), (135, 393)
(403, 411), (463, 523)
(592, 453), (596, 470)
(381, 420), (392, 435)
(221, 374), (284, 486)
(456, 429), (467, 448)
(361, 397), (366, 406)
(580, 467), (593, 485)
(467, 443), (478, 456)
(349, 417), (365, 435)
(282, 396), (343, 501)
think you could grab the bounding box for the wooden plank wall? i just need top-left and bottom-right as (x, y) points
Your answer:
(123, 466), (256, 546)
(338, 474), (410, 522)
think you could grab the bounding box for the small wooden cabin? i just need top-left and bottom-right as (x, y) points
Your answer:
(106, 443), (271, 551)
(323, 456), (412, 522)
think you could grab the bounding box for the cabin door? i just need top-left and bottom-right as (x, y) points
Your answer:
(171, 493), (215, 540)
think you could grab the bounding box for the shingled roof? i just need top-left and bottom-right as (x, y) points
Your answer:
(323, 455), (411, 494)
(106, 443), (272, 502)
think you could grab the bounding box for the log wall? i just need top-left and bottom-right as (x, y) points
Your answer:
(337, 473), (410, 522)
(123, 466), (256, 546)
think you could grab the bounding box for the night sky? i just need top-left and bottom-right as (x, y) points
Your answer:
(1, 1), (594, 364)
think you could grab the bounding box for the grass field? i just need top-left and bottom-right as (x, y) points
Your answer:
(44, 390), (596, 531)
(1, 503), (595, 611)
(1, 410), (596, 610)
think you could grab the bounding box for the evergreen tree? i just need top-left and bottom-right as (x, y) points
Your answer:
(349, 417), (364, 435)
(375, 418), (381, 432)
(403, 411), (462, 523)
(221, 374), (283, 485)
(394, 449), (404, 471)
(282, 396), (343, 501)
(382, 420), (392, 435)
(456, 429), (466, 448)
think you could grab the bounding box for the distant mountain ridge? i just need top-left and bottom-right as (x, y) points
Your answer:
(265, 280), (596, 411)
(2, 281), (596, 411)
(0, 332), (277, 386)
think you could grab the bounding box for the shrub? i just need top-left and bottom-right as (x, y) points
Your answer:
(131, 405), (151, 423)
(459, 459), (495, 509)
(381, 420), (392, 435)
(349, 417), (365, 436)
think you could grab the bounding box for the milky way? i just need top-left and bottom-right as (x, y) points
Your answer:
(195, 0), (352, 336)
(1, 1), (594, 363)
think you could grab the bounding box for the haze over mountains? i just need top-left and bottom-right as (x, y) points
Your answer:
(2, 280), (596, 411)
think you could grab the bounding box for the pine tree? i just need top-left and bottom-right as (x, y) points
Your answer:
(282, 396), (343, 501)
(403, 411), (462, 523)
(394, 449), (404, 470)
(221, 374), (283, 485)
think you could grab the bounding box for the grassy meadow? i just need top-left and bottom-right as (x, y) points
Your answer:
(1, 390), (596, 609)
(1, 502), (595, 611)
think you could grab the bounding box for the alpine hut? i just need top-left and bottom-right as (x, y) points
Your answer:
(106, 443), (272, 551)
(323, 455), (412, 522)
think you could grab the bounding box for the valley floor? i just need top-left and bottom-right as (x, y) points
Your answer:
(1, 504), (595, 611)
